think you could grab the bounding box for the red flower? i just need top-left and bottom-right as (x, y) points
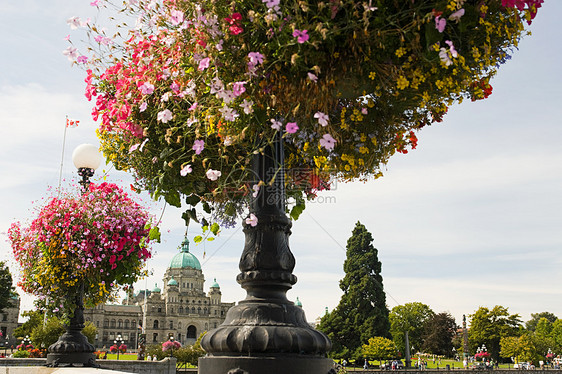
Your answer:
(225, 12), (243, 35)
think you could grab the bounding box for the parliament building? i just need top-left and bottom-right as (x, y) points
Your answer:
(84, 237), (234, 349)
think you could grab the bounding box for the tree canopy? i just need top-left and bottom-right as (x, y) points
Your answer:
(421, 312), (457, 356)
(469, 306), (522, 360)
(525, 312), (558, 332)
(389, 302), (434, 355)
(317, 222), (390, 359)
(362, 337), (397, 363)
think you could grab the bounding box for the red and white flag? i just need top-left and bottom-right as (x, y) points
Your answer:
(66, 118), (80, 128)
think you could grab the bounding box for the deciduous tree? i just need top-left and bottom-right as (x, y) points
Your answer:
(525, 312), (557, 332)
(362, 337), (397, 366)
(422, 312), (457, 356)
(469, 306), (522, 361)
(389, 302), (434, 355)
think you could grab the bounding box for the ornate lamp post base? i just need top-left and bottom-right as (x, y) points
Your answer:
(46, 331), (97, 367)
(46, 283), (98, 368)
(199, 135), (334, 374)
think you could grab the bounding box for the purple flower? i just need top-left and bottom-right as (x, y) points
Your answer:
(198, 57), (210, 70)
(293, 29), (309, 43)
(286, 122), (299, 134)
(192, 140), (205, 155)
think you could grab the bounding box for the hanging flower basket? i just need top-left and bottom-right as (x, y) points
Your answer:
(162, 340), (182, 352)
(68, 0), (542, 227)
(474, 352), (491, 360)
(8, 182), (159, 317)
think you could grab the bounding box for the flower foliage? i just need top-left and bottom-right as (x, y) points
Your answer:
(474, 351), (491, 360)
(110, 343), (128, 353)
(162, 340), (182, 351)
(68, 0), (541, 226)
(8, 182), (158, 315)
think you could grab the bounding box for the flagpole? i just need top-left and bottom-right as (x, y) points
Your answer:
(58, 116), (69, 193)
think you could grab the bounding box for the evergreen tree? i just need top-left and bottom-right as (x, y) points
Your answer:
(0, 262), (16, 313)
(318, 222), (390, 359)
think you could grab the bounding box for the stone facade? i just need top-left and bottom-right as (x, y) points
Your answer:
(83, 238), (234, 349)
(0, 296), (20, 347)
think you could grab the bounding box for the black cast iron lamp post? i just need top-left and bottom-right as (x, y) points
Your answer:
(114, 334), (124, 360)
(199, 133), (333, 374)
(169, 336), (175, 358)
(46, 144), (102, 367)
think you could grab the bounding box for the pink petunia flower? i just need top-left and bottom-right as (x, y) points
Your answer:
(435, 16), (446, 33)
(192, 139), (205, 155)
(157, 109), (173, 123)
(232, 81), (246, 96)
(140, 82), (154, 95)
(180, 164), (192, 176)
(206, 169), (222, 181)
(293, 29), (309, 43)
(286, 122), (299, 134)
(245, 213), (258, 227)
(198, 57), (210, 70)
(319, 133), (337, 150)
(314, 112), (329, 127)
(271, 119), (282, 131)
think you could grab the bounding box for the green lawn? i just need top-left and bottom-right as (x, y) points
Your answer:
(101, 353), (139, 360)
(338, 358), (516, 370)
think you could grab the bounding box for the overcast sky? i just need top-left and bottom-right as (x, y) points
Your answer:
(0, 1), (561, 327)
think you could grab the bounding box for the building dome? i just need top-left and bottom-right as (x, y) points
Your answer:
(152, 283), (161, 293)
(169, 237), (201, 270)
(294, 297), (302, 307)
(211, 278), (220, 288)
(167, 276), (178, 286)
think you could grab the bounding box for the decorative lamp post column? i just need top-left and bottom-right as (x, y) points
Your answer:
(114, 334), (124, 360)
(168, 336), (175, 358)
(46, 144), (102, 368)
(462, 315), (469, 365)
(199, 134), (333, 374)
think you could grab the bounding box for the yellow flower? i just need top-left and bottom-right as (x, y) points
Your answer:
(395, 47), (407, 58)
(369, 71), (376, 80)
(397, 76), (409, 90)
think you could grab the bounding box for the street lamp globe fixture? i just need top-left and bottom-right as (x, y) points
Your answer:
(72, 144), (102, 191)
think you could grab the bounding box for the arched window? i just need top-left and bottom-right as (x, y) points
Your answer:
(198, 307), (201, 314)
(153, 320), (159, 329)
(204, 307), (207, 314)
(124, 319), (129, 329)
(111, 319), (116, 328)
(118, 319), (123, 328)
(191, 307), (195, 314)
(187, 325), (197, 339)
(169, 321), (173, 329)
(179, 307), (183, 314)
(104, 319), (109, 328)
